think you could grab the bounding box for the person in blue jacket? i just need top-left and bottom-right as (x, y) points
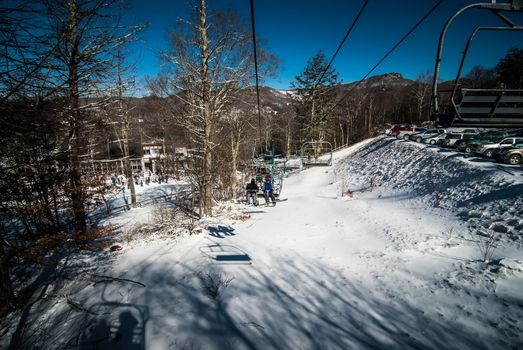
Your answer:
(263, 176), (276, 206)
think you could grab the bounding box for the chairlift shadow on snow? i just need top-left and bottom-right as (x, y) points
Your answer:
(200, 243), (252, 265)
(78, 303), (149, 350)
(424, 250), (472, 263)
(72, 275), (149, 350)
(207, 225), (235, 239)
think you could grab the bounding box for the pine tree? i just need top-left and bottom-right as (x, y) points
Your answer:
(496, 48), (523, 89)
(291, 51), (340, 143)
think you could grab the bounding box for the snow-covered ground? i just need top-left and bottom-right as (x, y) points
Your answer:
(2, 137), (522, 349)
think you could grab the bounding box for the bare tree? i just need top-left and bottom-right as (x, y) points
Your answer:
(221, 107), (255, 195)
(0, 0), (141, 316)
(465, 65), (497, 89)
(152, 0), (277, 216)
(410, 71), (432, 124)
(105, 46), (140, 207)
(39, 0), (142, 232)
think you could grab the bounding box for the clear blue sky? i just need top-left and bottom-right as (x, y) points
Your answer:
(124, 0), (523, 91)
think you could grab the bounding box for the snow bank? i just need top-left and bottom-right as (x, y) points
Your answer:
(338, 137), (523, 243)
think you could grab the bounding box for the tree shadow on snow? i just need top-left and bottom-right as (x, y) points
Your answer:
(5, 245), (519, 349)
(5, 250), (118, 349)
(114, 256), (501, 350)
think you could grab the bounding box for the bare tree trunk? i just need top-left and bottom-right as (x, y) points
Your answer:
(122, 128), (137, 207)
(117, 48), (137, 207)
(285, 126), (291, 158)
(200, 0), (212, 216)
(0, 247), (15, 317)
(230, 131), (240, 196)
(339, 122), (344, 147)
(68, 0), (87, 233)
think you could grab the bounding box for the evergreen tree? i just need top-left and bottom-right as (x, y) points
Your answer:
(495, 48), (523, 89)
(291, 51), (340, 143)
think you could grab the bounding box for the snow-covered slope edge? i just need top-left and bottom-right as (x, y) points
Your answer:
(338, 136), (523, 243)
(331, 137), (523, 349)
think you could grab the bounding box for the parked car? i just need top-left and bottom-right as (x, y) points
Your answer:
(399, 127), (426, 140)
(425, 132), (449, 145)
(390, 125), (411, 137)
(500, 148), (523, 165)
(456, 131), (509, 153)
(409, 128), (446, 143)
(454, 135), (479, 150)
(473, 137), (523, 158)
(492, 145), (522, 162)
(441, 132), (478, 147)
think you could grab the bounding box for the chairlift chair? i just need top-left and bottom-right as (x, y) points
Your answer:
(431, 0), (523, 128)
(300, 140), (333, 166)
(250, 141), (285, 197)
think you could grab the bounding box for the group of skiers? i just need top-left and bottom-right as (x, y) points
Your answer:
(131, 169), (168, 186)
(245, 176), (276, 206)
(108, 169), (168, 191)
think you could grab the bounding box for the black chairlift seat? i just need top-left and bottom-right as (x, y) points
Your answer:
(430, 1), (523, 128)
(437, 89), (523, 127)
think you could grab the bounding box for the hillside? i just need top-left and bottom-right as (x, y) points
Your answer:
(2, 137), (522, 349)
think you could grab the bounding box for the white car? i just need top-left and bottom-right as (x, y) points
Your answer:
(475, 137), (523, 158)
(440, 132), (477, 147)
(410, 128), (446, 143)
(423, 132), (449, 145)
(399, 127), (426, 140)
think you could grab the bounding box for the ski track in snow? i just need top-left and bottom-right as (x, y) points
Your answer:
(2, 137), (523, 349)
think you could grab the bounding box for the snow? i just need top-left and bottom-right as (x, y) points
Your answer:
(3, 136), (523, 349)
(275, 89), (297, 97)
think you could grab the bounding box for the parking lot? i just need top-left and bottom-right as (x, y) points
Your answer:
(386, 125), (523, 167)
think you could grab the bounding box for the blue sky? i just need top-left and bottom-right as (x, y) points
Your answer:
(124, 0), (523, 90)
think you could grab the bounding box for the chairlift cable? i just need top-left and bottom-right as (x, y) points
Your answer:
(313, 0), (369, 90)
(249, 0), (263, 152)
(331, 0), (445, 110)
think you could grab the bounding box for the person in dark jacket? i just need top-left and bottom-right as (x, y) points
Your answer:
(245, 178), (259, 206)
(263, 177), (276, 206)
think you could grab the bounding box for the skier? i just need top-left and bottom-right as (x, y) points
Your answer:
(245, 178), (259, 206)
(263, 176), (276, 206)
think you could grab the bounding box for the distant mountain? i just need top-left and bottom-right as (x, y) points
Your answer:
(238, 72), (420, 112)
(253, 72), (418, 102)
(335, 72), (417, 97)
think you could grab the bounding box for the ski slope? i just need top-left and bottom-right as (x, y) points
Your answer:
(3, 137), (522, 349)
(84, 137), (523, 349)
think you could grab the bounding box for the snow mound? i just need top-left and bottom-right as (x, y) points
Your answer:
(337, 137), (523, 245)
